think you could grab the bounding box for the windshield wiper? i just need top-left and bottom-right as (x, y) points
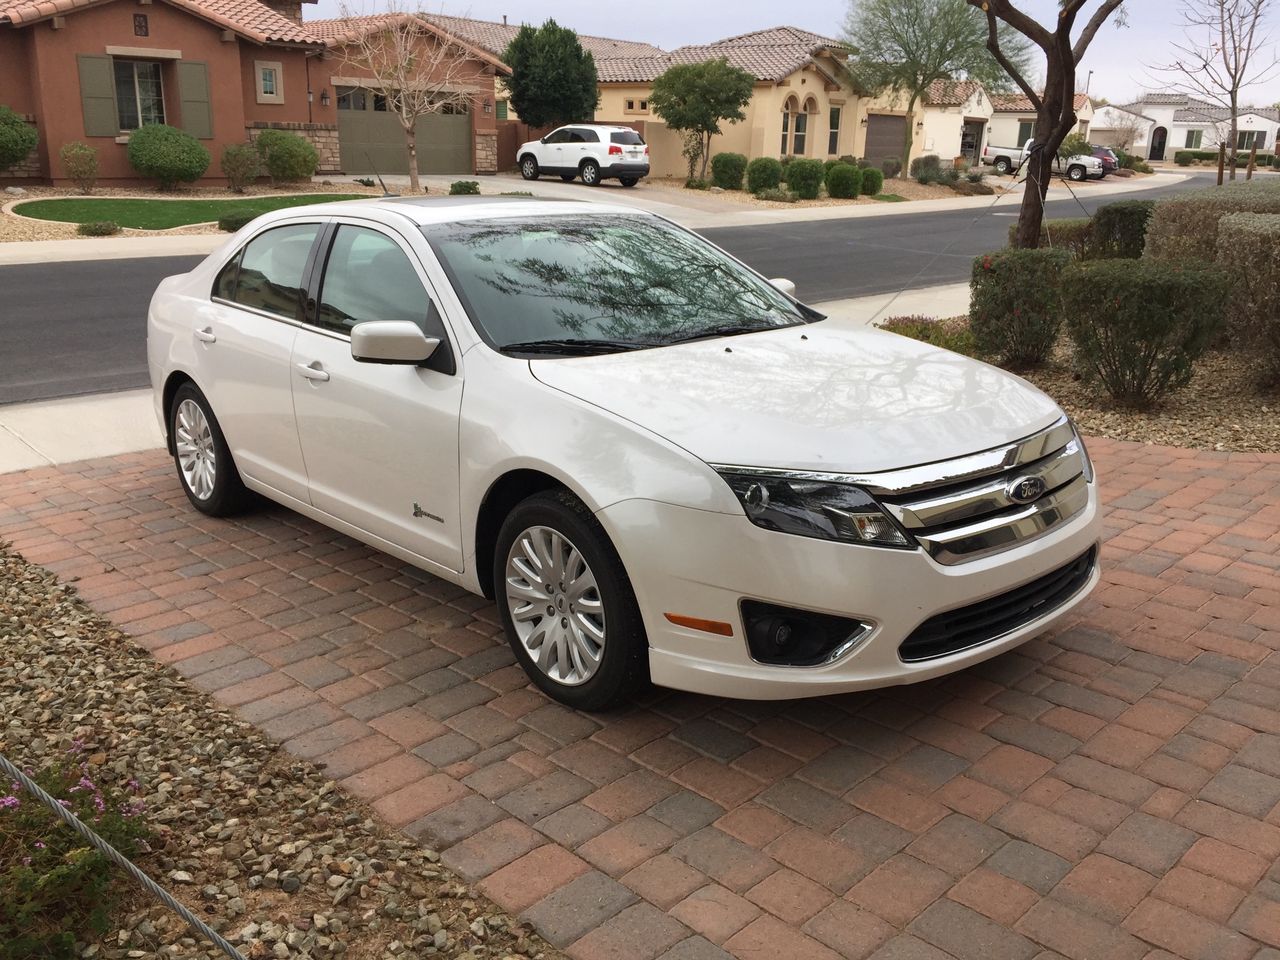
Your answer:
(500, 337), (658, 356)
(662, 320), (793, 345)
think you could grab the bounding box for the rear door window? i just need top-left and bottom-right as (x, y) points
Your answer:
(611, 130), (644, 145)
(216, 223), (321, 320)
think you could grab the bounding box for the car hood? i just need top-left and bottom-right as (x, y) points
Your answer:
(529, 323), (1064, 474)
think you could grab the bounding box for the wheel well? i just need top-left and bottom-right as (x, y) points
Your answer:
(161, 371), (194, 453)
(474, 469), (569, 599)
(519, 152), (536, 165)
(580, 157), (598, 169)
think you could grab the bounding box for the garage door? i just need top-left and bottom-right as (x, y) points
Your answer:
(864, 114), (907, 166)
(336, 87), (471, 175)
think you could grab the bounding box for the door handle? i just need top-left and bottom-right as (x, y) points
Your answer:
(195, 327), (216, 343)
(296, 361), (330, 382)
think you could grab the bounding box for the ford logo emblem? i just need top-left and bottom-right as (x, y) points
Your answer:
(1007, 475), (1046, 504)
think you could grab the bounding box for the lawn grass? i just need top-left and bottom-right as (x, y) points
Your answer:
(12, 194), (366, 229)
(872, 194), (908, 202)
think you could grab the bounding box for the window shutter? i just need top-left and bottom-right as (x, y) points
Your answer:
(177, 61), (213, 139)
(77, 55), (119, 137)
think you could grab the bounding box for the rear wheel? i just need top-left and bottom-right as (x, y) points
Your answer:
(494, 491), (648, 710)
(580, 159), (601, 186)
(994, 157), (1011, 175)
(620, 178), (638, 187)
(1068, 164), (1086, 182)
(520, 155), (539, 180)
(169, 383), (251, 517)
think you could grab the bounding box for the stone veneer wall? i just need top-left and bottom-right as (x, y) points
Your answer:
(0, 115), (44, 180)
(474, 131), (497, 174)
(246, 121), (341, 174)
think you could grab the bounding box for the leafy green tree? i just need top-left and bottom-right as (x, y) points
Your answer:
(503, 20), (599, 128)
(845, 0), (1031, 180)
(650, 58), (755, 180)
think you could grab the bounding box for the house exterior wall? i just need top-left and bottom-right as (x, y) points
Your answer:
(989, 100), (1093, 147)
(1091, 105), (1152, 151)
(0, 29), (43, 179)
(920, 88), (993, 164)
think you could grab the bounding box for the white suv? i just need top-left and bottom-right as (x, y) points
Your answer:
(518, 124), (650, 187)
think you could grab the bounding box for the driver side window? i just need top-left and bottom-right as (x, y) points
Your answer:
(315, 225), (436, 335)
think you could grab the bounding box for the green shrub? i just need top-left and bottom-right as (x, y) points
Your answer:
(1008, 218), (1093, 259)
(1093, 200), (1154, 259)
(710, 152), (748, 190)
(217, 209), (257, 232)
(1216, 213), (1280, 380)
(1145, 181), (1280, 261)
(825, 163), (862, 199)
(219, 142), (261, 194)
(1, 750), (148, 959)
(354, 177), (376, 187)
(254, 129), (318, 184)
(126, 124), (210, 189)
(861, 167), (884, 196)
(1174, 151), (1194, 166)
(0, 105), (37, 171)
(881, 156), (903, 178)
(684, 178), (710, 190)
(58, 142), (98, 195)
(910, 154), (942, 183)
(966, 168), (985, 183)
(786, 159), (824, 199)
(838, 155), (858, 166)
(823, 158), (840, 178)
(76, 220), (119, 237)
(755, 187), (796, 203)
(970, 248), (1071, 366)
(878, 315), (977, 356)
(746, 156), (783, 193)
(1064, 259), (1226, 406)
(449, 180), (480, 195)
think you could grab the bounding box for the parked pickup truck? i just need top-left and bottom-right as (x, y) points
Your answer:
(981, 139), (1105, 181)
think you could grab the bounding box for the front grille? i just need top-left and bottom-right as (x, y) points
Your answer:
(899, 546), (1096, 663)
(873, 419), (1090, 565)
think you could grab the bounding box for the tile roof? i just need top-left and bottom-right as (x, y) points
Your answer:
(924, 79), (983, 106)
(1172, 103), (1280, 123)
(414, 13), (666, 62)
(0, 0), (316, 43)
(990, 91), (1091, 113)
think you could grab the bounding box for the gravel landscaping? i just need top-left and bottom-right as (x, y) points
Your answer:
(0, 543), (561, 960)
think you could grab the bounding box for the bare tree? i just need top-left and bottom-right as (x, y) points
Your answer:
(1148, 0), (1278, 180)
(965, 0), (1128, 248)
(335, 3), (490, 193)
(1107, 110), (1146, 152)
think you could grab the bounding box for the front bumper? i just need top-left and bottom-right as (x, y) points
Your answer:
(597, 484), (1101, 699)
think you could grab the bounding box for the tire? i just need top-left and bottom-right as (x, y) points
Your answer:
(560, 173), (576, 182)
(620, 178), (638, 187)
(994, 157), (1011, 175)
(494, 490), (648, 711)
(520, 155), (539, 180)
(580, 159), (601, 186)
(1068, 165), (1086, 182)
(169, 382), (251, 517)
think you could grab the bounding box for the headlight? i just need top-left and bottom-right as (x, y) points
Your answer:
(1069, 419), (1094, 483)
(717, 471), (914, 549)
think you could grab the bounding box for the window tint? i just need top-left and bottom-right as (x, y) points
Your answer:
(545, 128), (571, 144)
(316, 225), (432, 334)
(227, 223), (319, 319)
(577, 128), (599, 142)
(611, 130), (644, 145)
(213, 250), (242, 301)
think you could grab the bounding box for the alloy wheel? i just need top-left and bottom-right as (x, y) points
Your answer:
(175, 398), (216, 501)
(504, 525), (606, 686)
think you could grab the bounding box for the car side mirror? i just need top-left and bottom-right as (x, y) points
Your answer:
(350, 321), (439, 364)
(769, 278), (797, 298)
(540, 136), (548, 144)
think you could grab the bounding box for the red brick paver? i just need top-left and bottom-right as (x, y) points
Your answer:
(3, 440), (1280, 960)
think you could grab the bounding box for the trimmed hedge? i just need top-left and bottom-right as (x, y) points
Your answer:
(1145, 181), (1280, 261)
(217, 209), (257, 232)
(825, 163), (862, 199)
(254, 129), (318, 183)
(1216, 213), (1280, 380)
(970, 248), (1070, 366)
(220, 143), (261, 194)
(755, 187), (796, 203)
(881, 156), (903, 178)
(711, 152), (748, 190)
(1093, 200), (1154, 259)
(786, 159), (824, 200)
(910, 154), (943, 184)
(126, 124), (210, 189)
(76, 220), (120, 236)
(746, 156), (783, 193)
(1064, 259), (1226, 406)
(0, 105), (38, 171)
(449, 180), (480, 195)
(861, 167), (884, 196)
(1174, 148), (1277, 168)
(1008, 218), (1094, 259)
(878, 315), (976, 356)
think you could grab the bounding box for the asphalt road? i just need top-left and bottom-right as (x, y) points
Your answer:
(0, 173), (1213, 405)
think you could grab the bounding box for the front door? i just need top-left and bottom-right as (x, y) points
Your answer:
(290, 221), (464, 572)
(1149, 126), (1167, 161)
(960, 120), (985, 164)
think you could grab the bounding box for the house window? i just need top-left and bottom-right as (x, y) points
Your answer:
(495, 99), (508, 120)
(133, 13), (148, 36)
(780, 109), (790, 154)
(626, 99), (634, 110)
(1238, 129), (1266, 151)
(624, 98), (649, 115)
(640, 99), (648, 111)
(255, 61), (284, 105)
(1016, 120), (1034, 145)
(792, 111), (807, 155)
(336, 86), (366, 111)
(1185, 129), (1203, 149)
(113, 59), (165, 131)
(828, 105), (841, 155)
(373, 93), (389, 112)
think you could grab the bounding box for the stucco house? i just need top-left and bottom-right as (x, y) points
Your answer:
(987, 92), (1094, 148)
(1091, 103), (1154, 153)
(1115, 93), (1279, 161)
(0, 0), (509, 185)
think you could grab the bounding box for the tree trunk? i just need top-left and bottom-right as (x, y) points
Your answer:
(1228, 92), (1239, 182)
(1218, 141), (1226, 186)
(404, 122), (421, 194)
(899, 92), (920, 180)
(700, 131), (712, 180)
(1011, 55), (1075, 250)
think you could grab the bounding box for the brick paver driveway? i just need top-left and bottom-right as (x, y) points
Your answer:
(3, 439), (1280, 960)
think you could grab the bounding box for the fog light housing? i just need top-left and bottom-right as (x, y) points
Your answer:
(741, 600), (872, 666)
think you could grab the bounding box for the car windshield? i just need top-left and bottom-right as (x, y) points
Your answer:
(420, 214), (816, 353)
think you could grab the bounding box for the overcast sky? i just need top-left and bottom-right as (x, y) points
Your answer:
(312, 0), (1280, 106)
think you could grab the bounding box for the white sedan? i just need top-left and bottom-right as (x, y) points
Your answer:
(148, 197), (1101, 710)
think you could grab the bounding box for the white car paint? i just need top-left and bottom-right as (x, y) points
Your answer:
(148, 197), (1101, 703)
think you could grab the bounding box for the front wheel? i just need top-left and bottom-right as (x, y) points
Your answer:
(1068, 165), (1086, 182)
(580, 159), (601, 186)
(169, 382), (251, 517)
(994, 158), (1011, 175)
(620, 178), (638, 187)
(520, 156), (539, 180)
(494, 491), (648, 710)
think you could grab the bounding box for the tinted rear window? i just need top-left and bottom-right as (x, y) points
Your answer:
(611, 130), (644, 145)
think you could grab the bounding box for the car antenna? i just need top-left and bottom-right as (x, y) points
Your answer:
(365, 152), (399, 197)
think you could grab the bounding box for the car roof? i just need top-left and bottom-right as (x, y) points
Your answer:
(256, 195), (650, 228)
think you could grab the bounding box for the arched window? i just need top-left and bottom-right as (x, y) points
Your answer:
(792, 97), (818, 156)
(781, 96), (799, 155)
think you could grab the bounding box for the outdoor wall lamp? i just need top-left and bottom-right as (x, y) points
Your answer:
(320, 89), (331, 107)
(483, 98), (492, 114)
(860, 116), (868, 126)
